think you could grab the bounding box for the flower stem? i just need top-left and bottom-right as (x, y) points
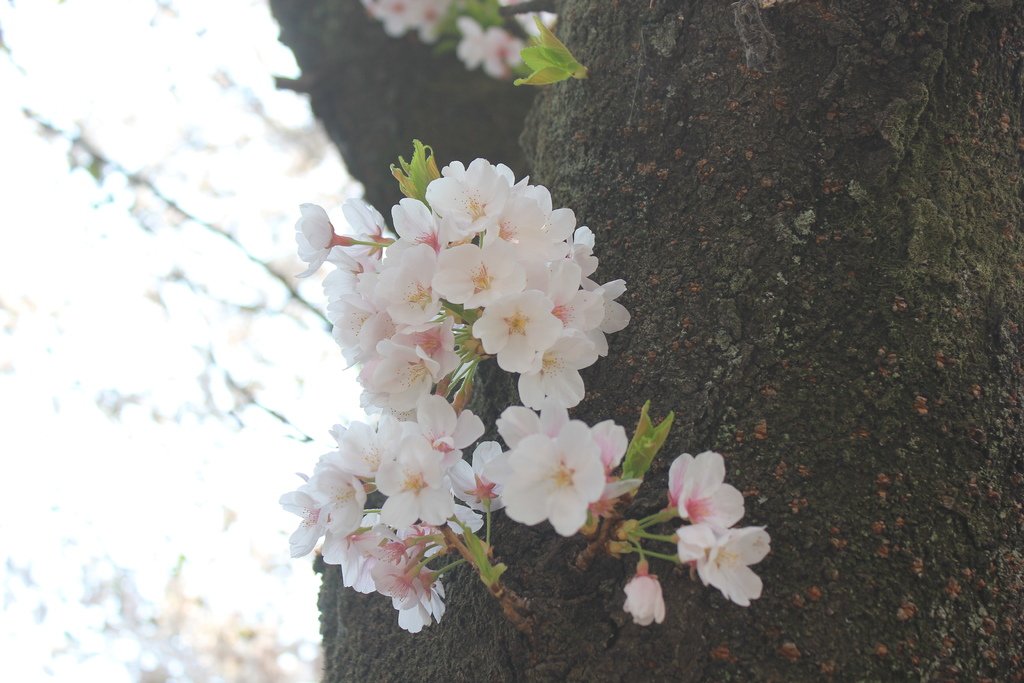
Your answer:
(433, 559), (468, 576)
(626, 545), (681, 564)
(638, 507), (678, 528)
(631, 530), (677, 543)
(485, 502), (492, 546)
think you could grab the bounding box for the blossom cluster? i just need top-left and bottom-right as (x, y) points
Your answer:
(280, 147), (769, 634)
(360, 0), (532, 79)
(621, 451), (770, 626)
(301, 157), (627, 414)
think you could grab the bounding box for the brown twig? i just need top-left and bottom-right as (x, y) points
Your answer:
(574, 495), (633, 571)
(440, 526), (534, 635)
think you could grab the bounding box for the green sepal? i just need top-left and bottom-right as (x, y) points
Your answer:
(461, 526), (505, 587)
(514, 67), (571, 87)
(441, 300), (480, 325)
(621, 401), (675, 480)
(514, 17), (589, 87)
(390, 140), (440, 204)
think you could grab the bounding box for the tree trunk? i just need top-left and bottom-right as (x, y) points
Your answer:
(273, 1), (1024, 680)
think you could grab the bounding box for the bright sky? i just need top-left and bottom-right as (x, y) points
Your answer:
(0, 1), (363, 680)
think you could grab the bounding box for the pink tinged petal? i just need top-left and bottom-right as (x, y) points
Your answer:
(601, 478), (641, 501)
(547, 207), (576, 242)
(517, 371), (546, 410)
(667, 453), (693, 508)
(288, 523), (323, 558)
(544, 368), (586, 408)
(449, 504), (484, 532)
(481, 450), (512, 486)
(417, 487), (455, 526)
(496, 406), (541, 448)
(719, 565), (763, 606)
(471, 441), (503, 468)
(547, 489), (589, 536)
(497, 339), (542, 374)
(452, 410), (484, 449)
(449, 460), (475, 500)
(547, 260), (584, 306)
(341, 199), (376, 234)
(558, 423), (606, 502)
(591, 420), (628, 472)
(686, 451), (727, 500)
(503, 481), (549, 526)
(537, 400), (569, 437)
(675, 523), (717, 564)
(706, 484), (746, 529)
(416, 394), (457, 438)
(733, 526), (772, 565)
(381, 493), (419, 529)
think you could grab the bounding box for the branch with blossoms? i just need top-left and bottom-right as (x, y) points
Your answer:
(279, 141), (770, 633)
(360, 0), (587, 85)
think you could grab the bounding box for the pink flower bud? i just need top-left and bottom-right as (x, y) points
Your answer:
(623, 565), (666, 626)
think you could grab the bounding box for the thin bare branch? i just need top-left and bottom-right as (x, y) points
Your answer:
(22, 108), (330, 329)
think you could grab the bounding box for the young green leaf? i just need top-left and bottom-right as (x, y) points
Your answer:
(621, 401), (675, 480)
(514, 16), (588, 87)
(390, 140), (440, 204)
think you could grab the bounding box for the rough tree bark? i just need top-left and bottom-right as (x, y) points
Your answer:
(272, 1), (1024, 680)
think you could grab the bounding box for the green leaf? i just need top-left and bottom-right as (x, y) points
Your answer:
(513, 17), (589, 87)
(390, 140), (440, 204)
(514, 67), (571, 87)
(621, 401), (675, 481)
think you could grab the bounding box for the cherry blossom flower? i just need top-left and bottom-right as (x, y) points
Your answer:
(307, 461), (368, 537)
(668, 451), (745, 530)
(362, 0), (452, 43)
(517, 332), (598, 409)
(570, 226), (599, 277)
(371, 339), (441, 410)
(279, 485), (327, 558)
(376, 437), (454, 527)
(398, 575), (447, 633)
(326, 292), (394, 366)
(321, 514), (383, 594)
(495, 401), (569, 449)
(341, 198), (389, 265)
(455, 17), (524, 79)
(425, 159), (510, 235)
(544, 260), (604, 332)
(623, 562), (666, 625)
(390, 197), (451, 255)
(583, 278), (630, 356)
(413, 394), (485, 469)
(488, 192), (567, 263)
(432, 241), (526, 308)
(332, 415), (407, 478)
(388, 318), (460, 382)
(676, 524), (770, 607)
(376, 243), (441, 326)
(499, 420), (605, 536)
(450, 441), (506, 511)
(295, 203), (338, 277)
(472, 290), (563, 373)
